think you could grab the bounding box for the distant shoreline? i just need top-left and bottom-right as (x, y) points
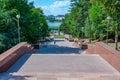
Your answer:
(47, 21), (61, 28)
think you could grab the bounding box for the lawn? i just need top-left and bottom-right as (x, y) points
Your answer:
(54, 35), (65, 39)
(108, 42), (120, 51)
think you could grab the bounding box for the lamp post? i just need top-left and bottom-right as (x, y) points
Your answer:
(16, 15), (20, 43)
(106, 16), (110, 44)
(82, 27), (84, 39)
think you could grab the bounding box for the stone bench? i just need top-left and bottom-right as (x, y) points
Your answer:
(0, 42), (33, 73)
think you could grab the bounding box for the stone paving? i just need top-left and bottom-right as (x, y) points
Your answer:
(0, 39), (120, 80)
(36, 39), (81, 54)
(2, 54), (120, 80)
(14, 54), (119, 74)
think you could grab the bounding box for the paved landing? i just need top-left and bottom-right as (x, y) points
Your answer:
(36, 39), (81, 54)
(1, 39), (120, 80)
(10, 54), (119, 74)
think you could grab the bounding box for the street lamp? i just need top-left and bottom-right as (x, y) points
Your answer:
(106, 16), (110, 44)
(81, 27), (84, 39)
(16, 15), (20, 43)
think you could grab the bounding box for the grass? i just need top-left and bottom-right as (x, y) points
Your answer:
(54, 35), (65, 39)
(107, 42), (120, 51)
(49, 27), (59, 30)
(86, 39), (120, 51)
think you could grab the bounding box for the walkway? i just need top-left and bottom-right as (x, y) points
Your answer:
(9, 54), (119, 74)
(36, 39), (82, 54)
(0, 39), (120, 80)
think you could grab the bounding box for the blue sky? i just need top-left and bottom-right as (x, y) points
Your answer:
(28, 0), (71, 16)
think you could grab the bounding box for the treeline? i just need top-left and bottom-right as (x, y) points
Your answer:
(60, 0), (120, 49)
(46, 15), (64, 22)
(0, 0), (49, 53)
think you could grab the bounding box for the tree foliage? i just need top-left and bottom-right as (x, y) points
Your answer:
(60, 0), (90, 38)
(0, 0), (49, 53)
(61, 0), (120, 49)
(94, 0), (120, 49)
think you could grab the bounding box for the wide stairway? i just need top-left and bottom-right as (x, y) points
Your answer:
(1, 54), (120, 80)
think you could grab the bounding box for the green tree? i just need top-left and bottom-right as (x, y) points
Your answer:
(88, 1), (106, 40)
(61, 0), (91, 38)
(0, 0), (49, 53)
(96, 0), (120, 49)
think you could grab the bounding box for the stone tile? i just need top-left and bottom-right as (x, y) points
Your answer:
(57, 78), (79, 80)
(16, 54), (119, 74)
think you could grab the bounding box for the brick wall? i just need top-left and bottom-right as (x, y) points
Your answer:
(87, 44), (95, 54)
(87, 42), (120, 72)
(0, 42), (33, 73)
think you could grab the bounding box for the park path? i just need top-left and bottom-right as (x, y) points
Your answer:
(0, 39), (120, 80)
(36, 39), (83, 54)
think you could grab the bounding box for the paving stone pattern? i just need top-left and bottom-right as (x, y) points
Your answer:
(0, 39), (120, 80)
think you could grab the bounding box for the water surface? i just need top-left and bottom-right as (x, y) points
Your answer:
(47, 21), (61, 28)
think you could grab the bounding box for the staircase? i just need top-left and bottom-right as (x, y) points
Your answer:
(0, 54), (120, 80)
(1, 72), (120, 80)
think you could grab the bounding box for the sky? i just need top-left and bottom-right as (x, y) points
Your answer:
(28, 0), (71, 16)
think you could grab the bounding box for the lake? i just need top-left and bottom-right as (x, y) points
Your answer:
(47, 21), (61, 28)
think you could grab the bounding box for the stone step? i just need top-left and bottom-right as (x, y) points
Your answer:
(10, 72), (120, 80)
(31, 54), (99, 56)
(0, 73), (37, 80)
(1, 73), (120, 80)
(8, 76), (37, 80)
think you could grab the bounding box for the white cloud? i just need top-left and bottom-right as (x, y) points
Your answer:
(28, 0), (35, 2)
(41, 0), (70, 15)
(51, 0), (70, 8)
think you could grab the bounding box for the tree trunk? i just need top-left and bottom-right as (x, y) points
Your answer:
(115, 26), (118, 50)
(115, 34), (118, 50)
(58, 29), (60, 35)
(88, 16), (91, 43)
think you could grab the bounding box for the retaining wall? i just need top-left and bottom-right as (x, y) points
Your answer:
(0, 42), (33, 73)
(87, 42), (120, 72)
